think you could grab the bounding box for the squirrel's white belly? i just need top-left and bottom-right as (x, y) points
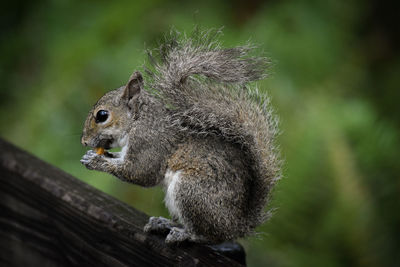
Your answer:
(164, 169), (182, 220)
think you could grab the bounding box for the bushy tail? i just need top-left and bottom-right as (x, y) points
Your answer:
(145, 29), (269, 105)
(146, 29), (281, 231)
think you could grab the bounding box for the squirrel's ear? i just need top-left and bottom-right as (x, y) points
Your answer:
(122, 71), (143, 109)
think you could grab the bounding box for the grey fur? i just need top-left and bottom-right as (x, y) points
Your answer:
(81, 29), (280, 245)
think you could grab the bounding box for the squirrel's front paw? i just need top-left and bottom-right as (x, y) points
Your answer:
(80, 150), (107, 170)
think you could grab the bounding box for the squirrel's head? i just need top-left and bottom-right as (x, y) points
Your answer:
(81, 71), (144, 150)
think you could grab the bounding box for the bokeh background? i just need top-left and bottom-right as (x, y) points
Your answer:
(1, 0), (399, 266)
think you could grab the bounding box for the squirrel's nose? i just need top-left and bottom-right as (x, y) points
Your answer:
(81, 135), (88, 146)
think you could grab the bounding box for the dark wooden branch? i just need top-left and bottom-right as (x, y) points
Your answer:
(0, 138), (245, 266)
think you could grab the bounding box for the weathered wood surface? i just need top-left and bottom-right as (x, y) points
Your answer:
(0, 138), (245, 266)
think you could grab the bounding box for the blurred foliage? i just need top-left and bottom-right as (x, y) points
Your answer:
(1, 0), (399, 266)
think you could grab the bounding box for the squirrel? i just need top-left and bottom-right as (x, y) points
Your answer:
(80, 30), (281, 245)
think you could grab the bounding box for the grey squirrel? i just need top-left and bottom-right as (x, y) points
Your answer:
(80, 30), (281, 245)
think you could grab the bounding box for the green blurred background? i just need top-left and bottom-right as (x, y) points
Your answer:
(1, 0), (399, 266)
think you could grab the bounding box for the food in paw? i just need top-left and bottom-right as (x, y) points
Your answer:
(95, 147), (105, 155)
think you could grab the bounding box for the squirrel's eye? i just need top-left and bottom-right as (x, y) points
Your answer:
(95, 110), (109, 123)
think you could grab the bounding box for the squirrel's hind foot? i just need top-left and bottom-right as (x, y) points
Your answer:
(144, 218), (207, 245)
(144, 216), (176, 235)
(165, 227), (208, 245)
(165, 227), (191, 244)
